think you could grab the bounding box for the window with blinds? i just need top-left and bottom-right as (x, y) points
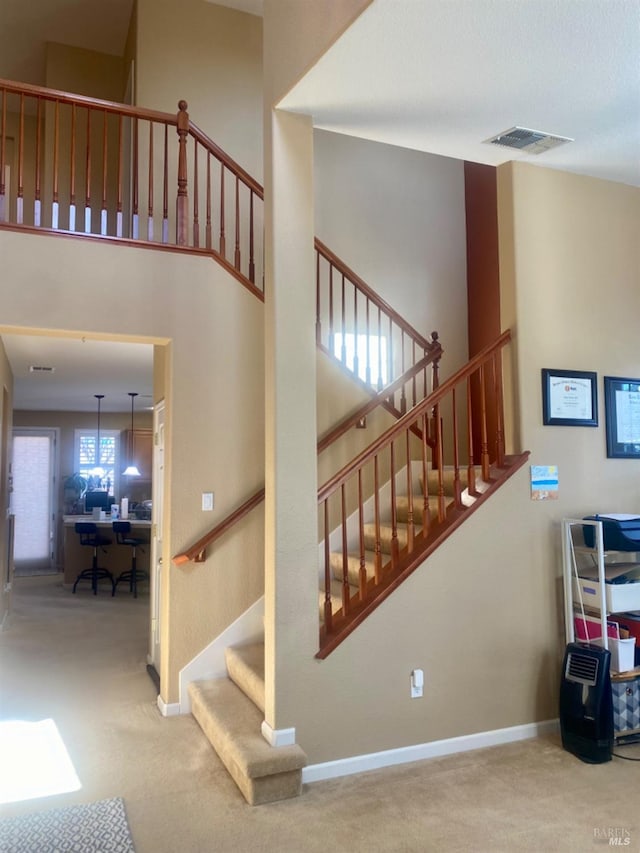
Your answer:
(74, 429), (119, 496)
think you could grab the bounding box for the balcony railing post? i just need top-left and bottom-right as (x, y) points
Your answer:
(176, 99), (189, 246)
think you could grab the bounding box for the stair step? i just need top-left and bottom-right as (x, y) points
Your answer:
(189, 678), (307, 806)
(395, 495), (440, 524)
(329, 550), (377, 587)
(225, 642), (265, 714)
(363, 522), (409, 553)
(421, 467), (471, 497)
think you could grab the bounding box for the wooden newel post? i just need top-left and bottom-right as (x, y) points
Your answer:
(430, 331), (440, 391)
(176, 100), (189, 246)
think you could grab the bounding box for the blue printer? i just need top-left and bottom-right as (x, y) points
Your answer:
(583, 514), (640, 551)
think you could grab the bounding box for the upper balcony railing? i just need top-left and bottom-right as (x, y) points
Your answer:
(0, 80), (441, 403)
(0, 79), (264, 297)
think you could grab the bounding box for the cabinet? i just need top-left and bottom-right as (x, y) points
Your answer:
(121, 429), (153, 484)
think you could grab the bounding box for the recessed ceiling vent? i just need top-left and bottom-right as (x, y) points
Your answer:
(29, 365), (55, 374)
(485, 126), (573, 155)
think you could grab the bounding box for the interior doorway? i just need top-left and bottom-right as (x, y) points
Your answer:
(11, 428), (58, 576)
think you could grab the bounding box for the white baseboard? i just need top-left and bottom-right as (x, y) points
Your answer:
(178, 596), (264, 714)
(157, 695), (181, 717)
(261, 721), (296, 747)
(302, 718), (559, 784)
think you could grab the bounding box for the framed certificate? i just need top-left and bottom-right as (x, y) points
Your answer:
(604, 376), (640, 458)
(541, 368), (598, 427)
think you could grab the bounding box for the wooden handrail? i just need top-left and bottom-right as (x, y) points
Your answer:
(317, 329), (516, 649)
(317, 351), (440, 453)
(172, 331), (508, 569)
(0, 78), (452, 571)
(0, 78), (177, 124)
(318, 330), (511, 502)
(187, 120), (264, 199)
(173, 488), (265, 565)
(315, 238), (439, 355)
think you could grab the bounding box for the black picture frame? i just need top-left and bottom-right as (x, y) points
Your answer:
(541, 368), (598, 427)
(604, 376), (640, 458)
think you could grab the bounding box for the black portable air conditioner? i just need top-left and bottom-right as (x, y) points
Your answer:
(559, 642), (613, 764)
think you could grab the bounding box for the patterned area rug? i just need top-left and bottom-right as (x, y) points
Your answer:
(0, 797), (135, 852)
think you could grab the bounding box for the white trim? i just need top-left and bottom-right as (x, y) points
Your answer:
(178, 596), (264, 714)
(261, 721), (296, 747)
(157, 695), (181, 717)
(302, 719), (559, 784)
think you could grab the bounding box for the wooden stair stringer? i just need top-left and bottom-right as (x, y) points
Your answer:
(318, 452), (530, 658)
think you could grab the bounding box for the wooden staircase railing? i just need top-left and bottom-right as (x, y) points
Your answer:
(317, 329), (528, 656)
(0, 80), (441, 399)
(315, 239), (442, 405)
(0, 80), (264, 296)
(171, 349), (444, 565)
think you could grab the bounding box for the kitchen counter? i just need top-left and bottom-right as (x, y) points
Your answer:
(62, 516), (152, 587)
(63, 515), (152, 528)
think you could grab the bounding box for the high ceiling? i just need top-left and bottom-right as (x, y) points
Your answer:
(1, 0), (638, 410)
(280, 0), (640, 189)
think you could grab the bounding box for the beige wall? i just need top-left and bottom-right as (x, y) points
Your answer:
(45, 42), (126, 100)
(500, 161), (640, 519)
(0, 340), (13, 629)
(262, 163), (639, 764)
(0, 228), (265, 702)
(314, 130), (469, 376)
(135, 0), (263, 182)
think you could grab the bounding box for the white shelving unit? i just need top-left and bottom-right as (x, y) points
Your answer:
(561, 517), (609, 649)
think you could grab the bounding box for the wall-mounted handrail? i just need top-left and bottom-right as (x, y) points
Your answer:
(171, 352), (443, 567)
(172, 332), (509, 569)
(173, 488), (266, 565)
(317, 351), (440, 453)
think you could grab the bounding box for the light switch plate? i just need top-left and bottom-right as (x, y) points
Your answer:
(202, 492), (214, 511)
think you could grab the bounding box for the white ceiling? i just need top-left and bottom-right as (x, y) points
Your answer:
(1, 0), (638, 411)
(2, 335), (154, 413)
(280, 0), (640, 188)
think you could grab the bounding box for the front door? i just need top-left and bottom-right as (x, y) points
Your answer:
(11, 429), (58, 576)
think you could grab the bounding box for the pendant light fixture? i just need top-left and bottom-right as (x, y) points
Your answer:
(92, 394), (105, 480)
(123, 392), (142, 477)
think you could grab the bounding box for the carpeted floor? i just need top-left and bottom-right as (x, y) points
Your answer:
(1, 575), (639, 852)
(0, 797), (135, 853)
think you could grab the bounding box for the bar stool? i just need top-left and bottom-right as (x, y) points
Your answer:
(72, 522), (115, 595)
(113, 521), (149, 598)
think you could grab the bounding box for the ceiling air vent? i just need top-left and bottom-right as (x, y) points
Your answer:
(485, 126), (573, 155)
(29, 365), (55, 374)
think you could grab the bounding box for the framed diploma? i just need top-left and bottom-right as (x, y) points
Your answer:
(604, 376), (640, 458)
(541, 368), (598, 427)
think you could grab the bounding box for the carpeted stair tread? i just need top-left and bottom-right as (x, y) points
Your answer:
(189, 678), (306, 805)
(225, 642), (265, 713)
(422, 466), (472, 496)
(329, 550), (377, 586)
(362, 522), (409, 553)
(395, 495), (440, 523)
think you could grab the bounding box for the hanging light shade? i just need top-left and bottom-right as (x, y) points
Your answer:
(92, 394), (105, 479)
(123, 392), (142, 477)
